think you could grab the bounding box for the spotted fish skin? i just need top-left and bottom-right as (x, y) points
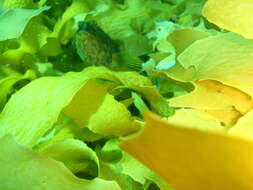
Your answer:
(75, 21), (114, 66)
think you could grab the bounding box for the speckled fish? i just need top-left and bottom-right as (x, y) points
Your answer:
(75, 21), (115, 67)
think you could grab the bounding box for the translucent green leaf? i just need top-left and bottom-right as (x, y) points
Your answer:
(41, 138), (99, 177)
(114, 71), (173, 117)
(98, 138), (174, 190)
(132, 92), (149, 114)
(99, 138), (123, 163)
(49, 0), (89, 44)
(1, 0), (35, 9)
(0, 67), (114, 146)
(20, 16), (52, 53)
(149, 27), (210, 81)
(100, 162), (143, 190)
(0, 69), (36, 109)
(170, 0), (207, 27)
(0, 67), (153, 147)
(0, 10), (53, 66)
(0, 6), (50, 41)
(166, 28), (209, 55)
(33, 114), (78, 150)
(88, 93), (137, 137)
(0, 135), (121, 190)
(119, 152), (175, 190)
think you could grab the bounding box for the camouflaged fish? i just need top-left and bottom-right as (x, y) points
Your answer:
(75, 21), (117, 67)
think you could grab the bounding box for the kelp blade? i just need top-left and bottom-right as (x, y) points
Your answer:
(121, 112), (253, 190)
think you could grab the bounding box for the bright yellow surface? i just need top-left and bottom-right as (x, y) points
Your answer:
(121, 112), (253, 190)
(198, 109), (242, 127)
(170, 80), (253, 114)
(203, 0), (253, 39)
(230, 109), (253, 139)
(166, 108), (225, 132)
(178, 33), (253, 98)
